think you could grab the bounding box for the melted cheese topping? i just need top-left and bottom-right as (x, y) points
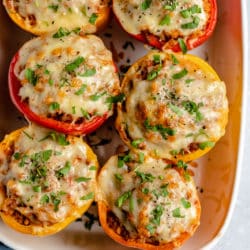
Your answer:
(117, 52), (228, 159)
(15, 33), (120, 123)
(98, 153), (200, 244)
(9, 0), (109, 33)
(0, 124), (98, 225)
(113, 0), (209, 40)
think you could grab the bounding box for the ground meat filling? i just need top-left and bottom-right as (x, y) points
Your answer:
(107, 210), (130, 240)
(106, 210), (161, 245)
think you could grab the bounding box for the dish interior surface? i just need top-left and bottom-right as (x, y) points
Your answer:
(0, 0), (243, 249)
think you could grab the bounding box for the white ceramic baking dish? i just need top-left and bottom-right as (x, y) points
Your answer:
(0, 0), (247, 249)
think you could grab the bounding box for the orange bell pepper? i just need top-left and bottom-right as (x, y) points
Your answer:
(0, 125), (99, 236)
(116, 52), (228, 162)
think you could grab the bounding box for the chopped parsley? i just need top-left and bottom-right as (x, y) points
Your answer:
(185, 78), (195, 84)
(75, 177), (91, 183)
(150, 205), (163, 225)
(116, 191), (132, 207)
(144, 118), (176, 139)
(80, 108), (90, 119)
(180, 5), (202, 18)
(135, 170), (155, 183)
(74, 84), (87, 95)
(114, 173), (123, 182)
(32, 185), (41, 192)
(90, 165), (97, 171)
(177, 160), (188, 171)
(106, 93), (125, 104)
(50, 192), (66, 211)
(147, 69), (159, 80)
(181, 16), (200, 29)
(52, 27), (71, 38)
(13, 152), (21, 160)
(142, 188), (149, 194)
(159, 14), (171, 26)
(168, 103), (183, 116)
(178, 38), (187, 54)
(48, 4), (59, 12)
(171, 54), (179, 65)
(49, 102), (60, 111)
(181, 198), (191, 208)
(79, 68), (96, 77)
(40, 194), (50, 204)
(65, 56), (85, 73)
(90, 92), (106, 101)
(39, 131), (69, 146)
(89, 13), (98, 24)
(131, 138), (144, 148)
(56, 161), (71, 178)
(146, 224), (155, 234)
(80, 192), (94, 200)
(172, 207), (184, 218)
(198, 141), (215, 150)
(25, 68), (38, 86)
(182, 100), (203, 122)
(172, 68), (188, 79)
(141, 0), (152, 10)
(138, 152), (145, 163)
(129, 196), (135, 213)
(153, 54), (161, 64)
(164, 0), (178, 11)
(118, 153), (132, 168)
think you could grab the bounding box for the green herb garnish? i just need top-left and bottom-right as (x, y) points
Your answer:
(48, 4), (59, 12)
(181, 198), (191, 208)
(25, 68), (38, 86)
(180, 5), (201, 18)
(178, 38), (187, 54)
(131, 138), (144, 148)
(56, 161), (71, 178)
(135, 171), (155, 183)
(144, 118), (175, 139)
(159, 14), (171, 25)
(141, 0), (152, 10)
(198, 141), (215, 150)
(53, 27), (71, 38)
(172, 68), (188, 79)
(181, 16), (200, 29)
(89, 13), (98, 24)
(118, 153), (132, 168)
(65, 56), (85, 73)
(116, 191), (131, 207)
(114, 173), (123, 182)
(168, 103), (183, 116)
(79, 68), (96, 77)
(75, 177), (91, 183)
(49, 102), (60, 110)
(80, 192), (94, 200)
(74, 84), (87, 95)
(172, 207), (184, 218)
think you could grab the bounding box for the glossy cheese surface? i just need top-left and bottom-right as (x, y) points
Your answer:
(4, 0), (109, 33)
(14, 33), (120, 124)
(116, 52), (228, 160)
(113, 0), (210, 41)
(97, 152), (200, 245)
(0, 124), (98, 226)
